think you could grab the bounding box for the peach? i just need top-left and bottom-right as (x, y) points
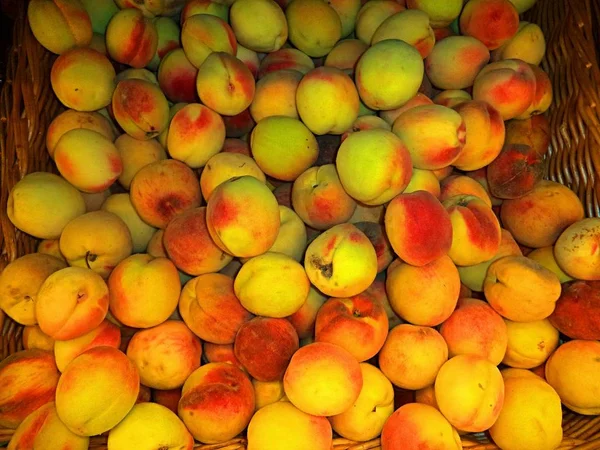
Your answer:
(545, 340), (600, 415)
(114, 134), (166, 190)
(55, 346), (139, 436)
(130, 159), (202, 229)
(493, 22), (546, 66)
(80, 189), (111, 213)
(203, 343), (246, 373)
(180, 14), (236, 68)
(443, 195), (502, 266)
(37, 240), (65, 262)
(355, 39), (424, 110)
(484, 255), (562, 321)
(112, 79), (170, 140)
(435, 354), (504, 432)
(460, 0), (519, 50)
(234, 252), (310, 317)
(304, 223), (378, 297)
(327, 0), (362, 38)
(286, 286), (328, 339)
(105, 8), (157, 68)
(178, 362), (255, 443)
(179, 273), (253, 344)
(379, 324), (448, 390)
(386, 255), (460, 326)
(147, 16), (181, 71)
(283, 342), (363, 416)
(0, 349), (59, 429)
(371, 10), (435, 59)
(440, 175), (493, 207)
(489, 369), (563, 450)
(50, 47), (116, 112)
(516, 65), (553, 119)
(158, 102), (187, 149)
(230, 0), (288, 52)
(6, 172), (87, 240)
(354, 221), (394, 273)
(201, 153), (265, 202)
(108, 253), (181, 328)
(257, 48), (315, 78)
(487, 143), (545, 200)
(549, 280), (600, 340)
(414, 385), (438, 409)
(403, 168), (441, 197)
(253, 379), (286, 410)
(324, 39), (368, 73)
(27, 0), (92, 55)
(222, 108), (255, 138)
(196, 52), (255, 116)
(554, 218), (600, 280)
(59, 210), (133, 279)
(433, 90), (472, 108)
(440, 298), (508, 365)
(367, 276), (404, 329)
(0, 253), (67, 326)
(157, 48), (199, 103)
(406, 0), (463, 28)
(250, 70), (302, 122)
(7, 402), (89, 450)
(285, 0), (341, 57)
(206, 175), (280, 257)
(472, 59), (536, 120)
(22, 325), (56, 352)
(265, 205), (307, 262)
(247, 401), (332, 450)
(385, 191), (453, 267)
(348, 202), (386, 224)
(116, 67), (159, 85)
(89, 32), (108, 54)
(503, 318), (559, 369)
(152, 388), (182, 414)
(528, 246), (574, 283)
(379, 93), (433, 125)
(432, 165), (454, 181)
(107, 402), (194, 450)
(465, 167), (503, 207)
(180, 0), (229, 23)
(355, 0), (405, 45)
(341, 115), (391, 143)
(381, 403), (461, 450)
(237, 43), (260, 78)
(114, 0), (185, 17)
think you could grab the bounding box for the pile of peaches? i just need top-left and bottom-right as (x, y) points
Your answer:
(0, 0), (599, 449)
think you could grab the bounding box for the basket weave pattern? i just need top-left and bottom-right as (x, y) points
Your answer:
(1, 0), (600, 448)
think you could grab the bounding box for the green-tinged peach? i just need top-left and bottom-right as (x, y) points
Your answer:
(181, 14), (236, 68)
(230, 0), (288, 52)
(23, 325), (56, 352)
(80, 0), (118, 34)
(258, 48), (315, 78)
(492, 22), (546, 65)
(268, 206), (308, 262)
(115, 135), (166, 190)
(286, 0), (342, 57)
(528, 246), (573, 283)
(355, 0), (405, 45)
(51, 47), (116, 111)
(406, 0), (463, 28)
(379, 93), (433, 125)
(201, 153), (265, 201)
(100, 194), (156, 253)
(106, 8), (157, 68)
(324, 39), (368, 73)
(157, 49), (198, 103)
(460, 0), (519, 50)
(286, 286), (327, 339)
(440, 175), (493, 207)
(147, 16), (180, 71)
(371, 10), (435, 59)
(250, 70), (302, 122)
(554, 218), (600, 280)
(502, 318), (559, 369)
(327, 0), (361, 38)
(341, 115), (391, 143)
(433, 90), (472, 108)
(180, 0), (229, 23)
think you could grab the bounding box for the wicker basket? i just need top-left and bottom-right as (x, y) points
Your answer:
(1, 0), (600, 448)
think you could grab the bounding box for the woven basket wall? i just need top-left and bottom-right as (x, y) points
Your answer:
(1, 0), (600, 449)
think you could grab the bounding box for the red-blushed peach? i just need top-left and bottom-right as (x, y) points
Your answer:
(234, 317), (299, 381)
(179, 273), (253, 344)
(406, 0), (463, 28)
(385, 191), (453, 267)
(484, 255), (562, 322)
(0, 253), (67, 326)
(201, 153), (265, 202)
(292, 164), (357, 230)
(54, 319), (120, 372)
(180, 14), (236, 68)
(425, 36), (490, 90)
(502, 318), (559, 369)
(247, 401), (332, 450)
(460, 0), (519, 50)
(112, 79), (170, 140)
(355, 39), (424, 110)
(443, 195), (502, 266)
(126, 320), (202, 389)
(106, 8), (158, 68)
(250, 70), (302, 122)
(315, 293), (388, 362)
(492, 21), (546, 66)
(403, 169), (441, 197)
(379, 324), (448, 390)
(0, 349), (60, 429)
(166, 103), (225, 169)
(157, 48), (199, 104)
(545, 340), (600, 415)
(415, 385), (438, 409)
(206, 175), (280, 257)
(114, 134), (166, 190)
(304, 223), (378, 297)
(236, 43), (260, 79)
(107, 402), (194, 450)
(433, 90), (472, 108)
(367, 275), (404, 329)
(380, 403), (461, 450)
(528, 246), (574, 283)
(180, 0), (229, 23)
(222, 137), (251, 156)
(23, 325), (56, 352)
(516, 65), (553, 119)
(440, 297), (508, 365)
(392, 104), (466, 170)
(472, 59), (536, 120)
(35, 267), (109, 341)
(55, 346), (139, 436)
(336, 129), (412, 205)
(158, 102), (187, 149)
(353, 221), (394, 273)
(440, 175), (493, 207)
(203, 343), (247, 373)
(285, 0), (341, 57)
(196, 52), (255, 116)
(108, 253), (181, 328)
(37, 239), (66, 262)
(50, 47), (116, 111)
(283, 341), (363, 416)
(152, 388), (182, 414)
(386, 255), (460, 326)
(465, 167), (503, 206)
(222, 108), (255, 138)
(257, 48), (315, 78)
(234, 252), (310, 318)
(27, 0), (92, 55)
(178, 362), (255, 443)
(549, 280), (600, 340)
(46, 109), (115, 159)
(324, 39), (369, 73)
(7, 401), (89, 450)
(130, 159), (202, 229)
(554, 218), (600, 280)
(230, 0), (288, 52)
(286, 286), (327, 339)
(88, 33), (108, 57)
(250, 116), (319, 180)
(371, 10), (435, 59)
(501, 180), (585, 248)
(355, 0), (405, 45)
(379, 92), (433, 125)
(147, 16), (180, 71)
(435, 354), (504, 432)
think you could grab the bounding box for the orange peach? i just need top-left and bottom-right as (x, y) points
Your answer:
(414, 385), (438, 409)
(115, 134), (167, 190)
(178, 362), (255, 443)
(181, 14), (236, 68)
(203, 342), (246, 373)
(157, 48), (199, 103)
(286, 286), (328, 339)
(286, 0), (342, 57)
(460, 0), (519, 50)
(371, 10), (435, 59)
(502, 318), (559, 369)
(440, 175), (493, 207)
(379, 93), (433, 125)
(106, 8), (158, 68)
(22, 325), (56, 352)
(152, 388), (182, 414)
(324, 39), (369, 73)
(554, 218), (600, 280)
(433, 89), (472, 108)
(252, 378), (286, 410)
(230, 0), (288, 52)
(257, 48), (315, 78)
(355, 0), (405, 45)
(267, 205), (308, 262)
(250, 69), (302, 122)
(222, 108), (255, 138)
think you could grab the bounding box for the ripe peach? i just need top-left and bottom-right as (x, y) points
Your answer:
(324, 39), (368, 73)
(406, 0), (463, 27)
(22, 325), (56, 352)
(203, 343), (246, 373)
(250, 70), (302, 122)
(433, 89), (472, 108)
(286, 0), (341, 57)
(528, 246), (574, 283)
(157, 48), (199, 103)
(230, 0), (288, 52)
(37, 239), (66, 262)
(460, 0), (519, 50)
(341, 115), (391, 143)
(355, 0), (404, 45)
(152, 388), (182, 414)
(106, 8), (157, 68)
(222, 137), (252, 156)
(554, 218), (600, 280)
(257, 48), (315, 78)
(116, 67), (159, 84)
(147, 16), (180, 71)
(503, 318), (559, 369)
(379, 93), (433, 125)
(115, 134), (166, 190)
(440, 175), (493, 207)
(371, 10), (435, 59)
(403, 168), (441, 197)
(287, 286), (328, 339)
(516, 65), (553, 120)
(549, 280), (600, 340)
(114, 0), (185, 17)
(492, 22), (546, 66)
(158, 102), (187, 149)
(266, 205), (308, 262)
(201, 154), (265, 202)
(353, 221), (394, 273)
(180, 14), (236, 68)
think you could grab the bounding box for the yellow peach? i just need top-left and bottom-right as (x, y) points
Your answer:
(286, 0), (342, 57)
(22, 325), (56, 352)
(355, 0), (405, 45)
(527, 246), (574, 283)
(250, 69), (302, 122)
(554, 218), (600, 280)
(115, 134), (167, 190)
(371, 10), (435, 59)
(230, 0), (288, 52)
(502, 318), (559, 369)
